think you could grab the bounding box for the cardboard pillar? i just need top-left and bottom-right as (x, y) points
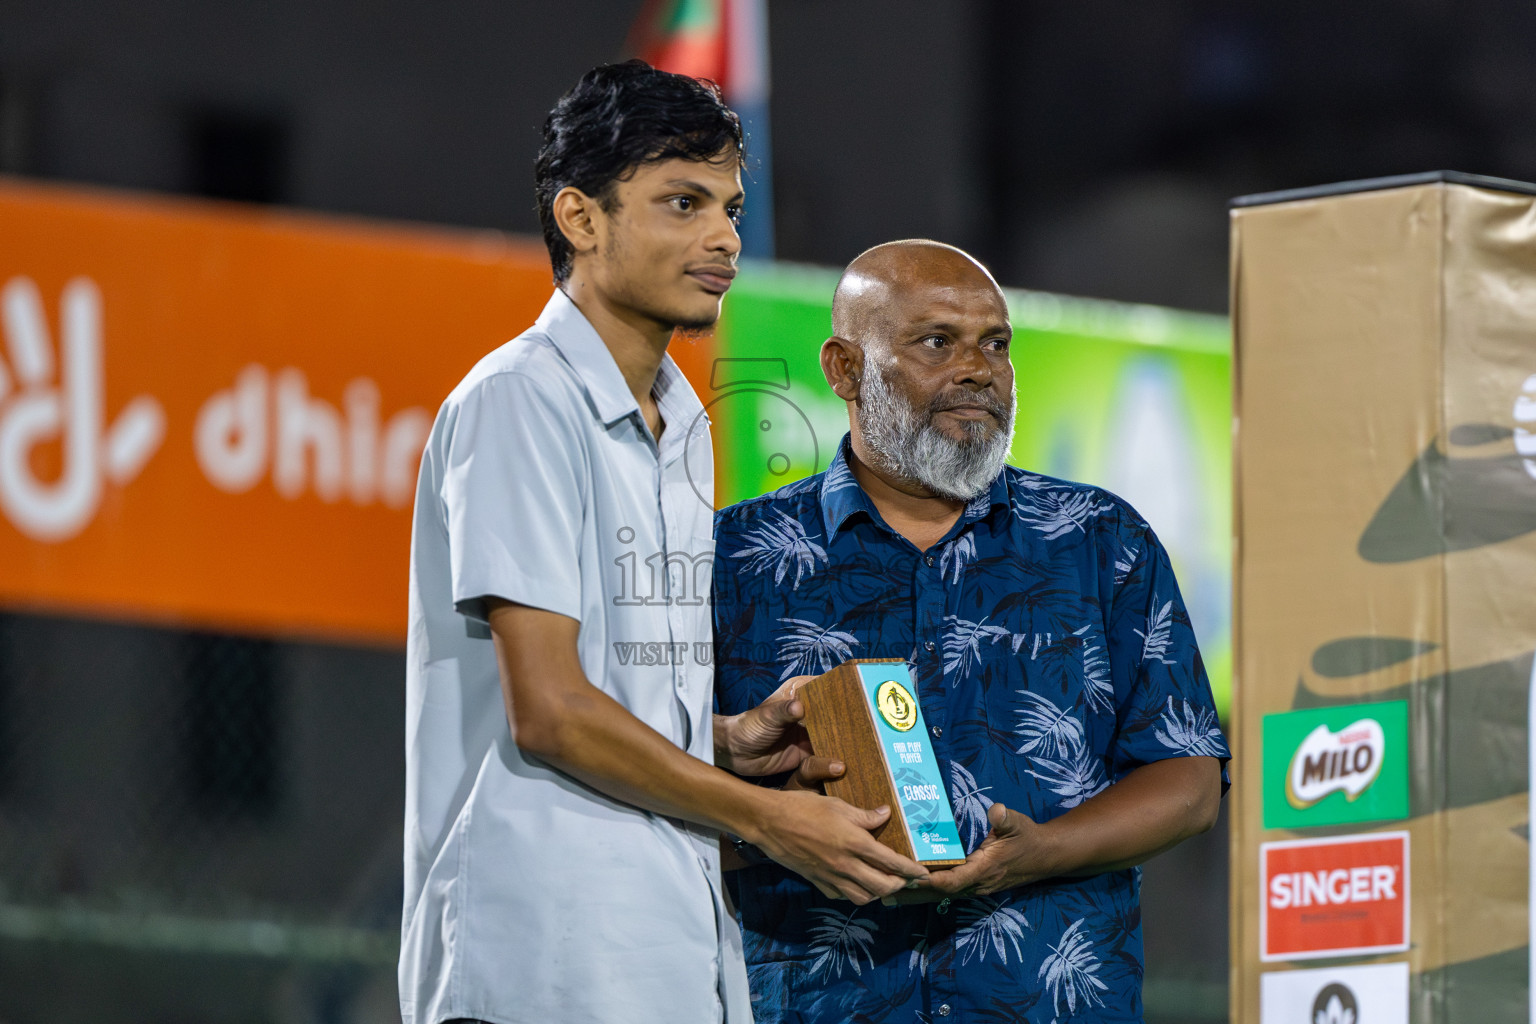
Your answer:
(1231, 172), (1536, 1024)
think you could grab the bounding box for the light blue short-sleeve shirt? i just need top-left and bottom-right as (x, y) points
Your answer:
(400, 289), (749, 1024)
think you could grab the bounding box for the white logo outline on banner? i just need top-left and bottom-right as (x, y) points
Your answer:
(0, 276), (164, 542)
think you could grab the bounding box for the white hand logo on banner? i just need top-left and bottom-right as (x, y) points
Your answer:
(0, 277), (165, 541)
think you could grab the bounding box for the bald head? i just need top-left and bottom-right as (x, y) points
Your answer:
(831, 239), (1003, 344)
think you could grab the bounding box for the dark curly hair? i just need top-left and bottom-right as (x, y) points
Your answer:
(535, 59), (744, 284)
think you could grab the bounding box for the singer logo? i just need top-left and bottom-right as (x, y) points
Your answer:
(1260, 831), (1409, 962)
(1286, 718), (1384, 809)
(0, 277), (165, 542)
(1262, 700), (1408, 829)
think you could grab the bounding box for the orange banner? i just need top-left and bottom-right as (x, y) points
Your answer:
(0, 178), (716, 643)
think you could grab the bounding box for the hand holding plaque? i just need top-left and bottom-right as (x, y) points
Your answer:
(797, 659), (965, 866)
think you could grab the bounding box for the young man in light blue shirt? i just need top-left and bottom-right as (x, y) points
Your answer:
(400, 62), (928, 1024)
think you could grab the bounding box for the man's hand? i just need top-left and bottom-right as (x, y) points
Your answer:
(783, 755), (844, 793)
(923, 803), (1050, 897)
(880, 804), (1050, 905)
(751, 789), (929, 905)
(715, 676), (815, 777)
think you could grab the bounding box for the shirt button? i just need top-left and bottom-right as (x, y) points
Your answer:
(937, 1005), (952, 1017)
(932, 725), (942, 738)
(924, 640), (935, 652)
(924, 555), (935, 567)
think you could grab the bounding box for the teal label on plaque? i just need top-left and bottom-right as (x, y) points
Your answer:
(855, 663), (963, 862)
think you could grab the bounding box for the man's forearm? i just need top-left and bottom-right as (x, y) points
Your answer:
(919, 754), (1223, 900)
(488, 600), (928, 902)
(501, 636), (777, 844)
(1036, 756), (1222, 878)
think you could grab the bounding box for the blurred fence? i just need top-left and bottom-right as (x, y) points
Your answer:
(0, 610), (403, 1022)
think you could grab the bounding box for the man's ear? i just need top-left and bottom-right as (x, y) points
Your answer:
(821, 337), (863, 401)
(551, 186), (601, 262)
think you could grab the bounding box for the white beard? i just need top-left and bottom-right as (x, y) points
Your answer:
(857, 359), (1016, 501)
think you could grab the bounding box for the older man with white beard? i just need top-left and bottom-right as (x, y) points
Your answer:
(712, 240), (1229, 1024)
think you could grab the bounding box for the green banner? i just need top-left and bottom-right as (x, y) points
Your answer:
(710, 261), (1234, 718)
(1261, 700), (1410, 829)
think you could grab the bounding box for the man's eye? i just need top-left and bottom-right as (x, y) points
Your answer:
(670, 196), (694, 212)
(922, 335), (948, 348)
(986, 338), (1010, 352)
(727, 206), (743, 225)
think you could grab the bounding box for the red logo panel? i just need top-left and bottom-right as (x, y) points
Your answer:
(1260, 831), (1409, 961)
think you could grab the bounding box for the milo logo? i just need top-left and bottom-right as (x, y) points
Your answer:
(1286, 718), (1386, 809)
(1262, 700), (1408, 829)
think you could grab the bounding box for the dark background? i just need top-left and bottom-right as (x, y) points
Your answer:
(2, 1), (1531, 1021)
(7, 0), (1534, 313)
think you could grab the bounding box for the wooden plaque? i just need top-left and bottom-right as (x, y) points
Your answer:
(798, 659), (965, 867)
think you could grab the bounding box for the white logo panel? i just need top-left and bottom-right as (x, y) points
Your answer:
(1260, 961), (1408, 1024)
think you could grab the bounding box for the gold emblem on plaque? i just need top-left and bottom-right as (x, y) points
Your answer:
(875, 679), (918, 732)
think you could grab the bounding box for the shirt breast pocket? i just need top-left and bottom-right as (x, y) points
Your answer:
(1008, 622), (1114, 713)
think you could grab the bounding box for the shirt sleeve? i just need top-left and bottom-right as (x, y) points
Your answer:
(441, 370), (587, 625)
(1104, 512), (1231, 782)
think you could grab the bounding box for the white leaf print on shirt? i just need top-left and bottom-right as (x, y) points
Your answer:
(1039, 918), (1109, 1015)
(941, 615), (1011, 681)
(822, 455), (860, 498)
(1012, 487), (1112, 540)
(1014, 691), (1086, 760)
(1026, 742), (1109, 809)
(1132, 599), (1177, 665)
(938, 532), (976, 584)
(907, 935), (930, 978)
(731, 508), (828, 589)
(955, 896), (1030, 965)
(775, 617), (858, 681)
(806, 907), (878, 979)
(1074, 624), (1115, 713)
(948, 761), (995, 847)
(1113, 543), (1139, 587)
(1153, 696), (1225, 756)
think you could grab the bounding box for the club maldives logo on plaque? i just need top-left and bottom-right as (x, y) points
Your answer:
(1262, 700), (1409, 829)
(1260, 831), (1409, 962)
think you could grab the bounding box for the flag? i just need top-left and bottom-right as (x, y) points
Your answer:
(628, 0), (775, 259)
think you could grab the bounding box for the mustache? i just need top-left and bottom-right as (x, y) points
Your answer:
(926, 390), (1011, 419)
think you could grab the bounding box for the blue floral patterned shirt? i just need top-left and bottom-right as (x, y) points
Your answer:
(712, 437), (1230, 1024)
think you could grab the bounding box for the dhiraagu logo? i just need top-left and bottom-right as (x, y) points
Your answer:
(1262, 700), (1409, 829)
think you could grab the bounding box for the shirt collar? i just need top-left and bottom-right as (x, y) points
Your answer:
(535, 289), (707, 444)
(536, 288), (639, 428)
(820, 434), (1011, 541)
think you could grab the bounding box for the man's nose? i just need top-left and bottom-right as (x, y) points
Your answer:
(952, 342), (994, 388)
(706, 207), (741, 258)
